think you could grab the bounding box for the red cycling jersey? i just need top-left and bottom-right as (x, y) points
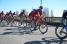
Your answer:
(34, 9), (43, 24)
(34, 9), (42, 19)
(19, 11), (25, 17)
(29, 9), (43, 24)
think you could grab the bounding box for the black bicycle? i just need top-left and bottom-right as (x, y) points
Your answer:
(29, 20), (48, 34)
(55, 19), (67, 39)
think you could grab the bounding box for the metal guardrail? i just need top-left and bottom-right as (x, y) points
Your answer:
(44, 17), (62, 23)
(44, 17), (63, 26)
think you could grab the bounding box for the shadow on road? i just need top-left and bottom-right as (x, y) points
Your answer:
(24, 37), (67, 44)
(0, 28), (32, 35)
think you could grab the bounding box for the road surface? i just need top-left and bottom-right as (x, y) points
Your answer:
(0, 26), (67, 44)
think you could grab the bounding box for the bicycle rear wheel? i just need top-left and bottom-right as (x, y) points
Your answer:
(55, 26), (67, 39)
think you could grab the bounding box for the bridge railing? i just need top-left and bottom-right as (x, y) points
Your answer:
(44, 17), (62, 23)
(43, 17), (63, 26)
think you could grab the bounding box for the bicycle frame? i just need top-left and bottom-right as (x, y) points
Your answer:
(62, 18), (67, 30)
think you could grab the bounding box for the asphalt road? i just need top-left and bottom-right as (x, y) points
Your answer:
(0, 26), (67, 44)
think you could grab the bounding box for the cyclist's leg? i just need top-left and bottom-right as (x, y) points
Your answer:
(33, 20), (37, 30)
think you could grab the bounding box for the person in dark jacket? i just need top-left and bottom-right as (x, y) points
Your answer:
(62, 10), (67, 26)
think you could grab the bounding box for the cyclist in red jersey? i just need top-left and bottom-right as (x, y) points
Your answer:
(29, 6), (46, 31)
(29, 9), (36, 23)
(34, 6), (44, 24)
(33, 6), (46, 30)
(0, 11), (4, 22)
(18, 10), (26, 25)
(19, 10), (25, 17)
(0, 11), (4, 17)
(8, 11), (13, 17)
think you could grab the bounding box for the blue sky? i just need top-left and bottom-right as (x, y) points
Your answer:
(0, 0), (67, 17)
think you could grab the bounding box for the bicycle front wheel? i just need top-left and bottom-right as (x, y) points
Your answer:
(55, 26), (67, 39)
(39, 24), (48, 34)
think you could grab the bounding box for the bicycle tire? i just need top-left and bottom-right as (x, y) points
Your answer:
(39, 24), (48, 34)
(55, 26), (67, 39)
